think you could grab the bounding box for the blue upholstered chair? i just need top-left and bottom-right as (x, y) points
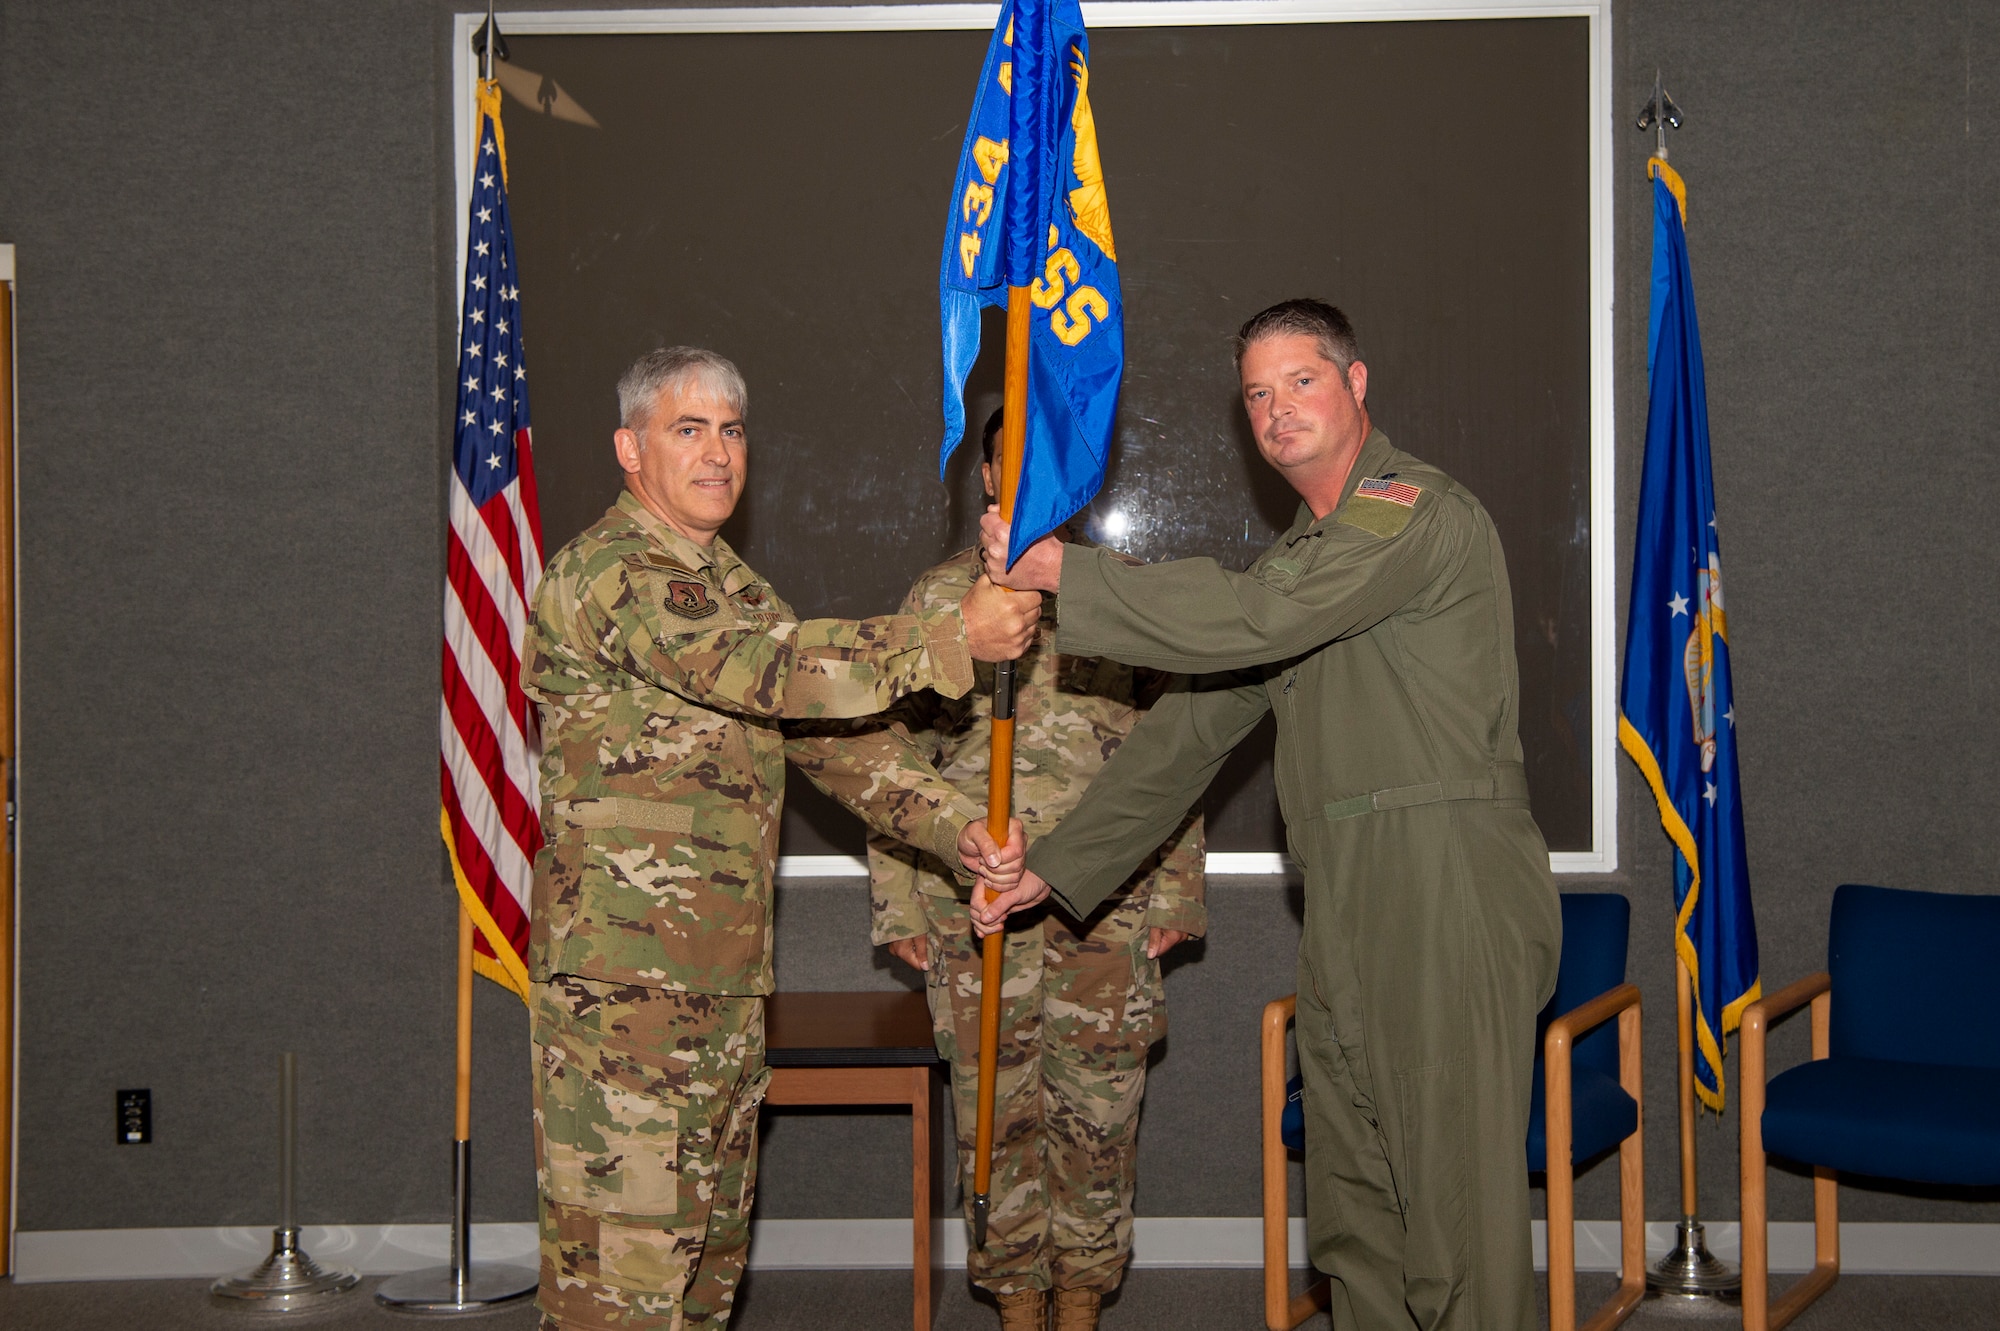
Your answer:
(1259, 893), (1644, 1331)
(1530, 894), (1646, 1331)
(1739, 883), (2000, 1331)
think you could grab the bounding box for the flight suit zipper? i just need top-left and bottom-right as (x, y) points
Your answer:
(1276, 667), (1309, 830)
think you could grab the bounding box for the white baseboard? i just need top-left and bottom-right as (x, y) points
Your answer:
(13, 1222), (541, 1283)
(1201, 852), (1293, 875)
(775, 854), (870, 878)
(775, 852), (1296, 880)
(15, 1218), (2000, 1283)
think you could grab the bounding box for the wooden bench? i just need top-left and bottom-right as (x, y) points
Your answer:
(765, 990), (945, 1331)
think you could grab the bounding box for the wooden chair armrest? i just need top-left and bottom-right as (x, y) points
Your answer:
(1264, 994), (1298, 1044)
(1742, 971), (1831, 1037)
(1259, 996), (1330, 1329)
(1740, 972), (1832, 1149)
(1740, 970), (1838, 1331)
(1544, 982), (1641, 1059)
(1542, 981), (1644, 1331)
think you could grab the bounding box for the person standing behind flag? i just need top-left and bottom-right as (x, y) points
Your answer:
(870, 408), (1203, 1331)
(520, 347), (1040, 1331)
(975, 301), (1562, 1331)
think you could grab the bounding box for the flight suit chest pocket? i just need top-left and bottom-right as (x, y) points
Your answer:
(1255, 533), (1324, 594)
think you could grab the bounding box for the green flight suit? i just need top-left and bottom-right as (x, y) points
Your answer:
(1023, 430), (1562, 1331)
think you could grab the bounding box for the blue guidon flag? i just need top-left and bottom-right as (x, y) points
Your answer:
(939, 0), (1123, 568)
(1619, 158), (1760, 1112)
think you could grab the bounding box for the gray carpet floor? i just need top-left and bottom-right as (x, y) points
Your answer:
(2, 1269), (1994, 1330)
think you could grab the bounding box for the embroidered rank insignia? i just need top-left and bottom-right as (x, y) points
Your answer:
(666, 579), (719, 618)
(1356, 477), (1422, 507)
(624, 551), (698, 577)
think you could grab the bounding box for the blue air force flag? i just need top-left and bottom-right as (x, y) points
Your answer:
(1618, 160), (1761, 1112)
(939, 0), (1123, 568)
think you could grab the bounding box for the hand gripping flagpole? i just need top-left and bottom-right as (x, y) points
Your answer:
(971, 289), (1033, 1252)
(379, 10), (535, 1310)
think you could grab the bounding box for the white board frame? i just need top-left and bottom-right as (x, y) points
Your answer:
(451, 0), (1618, 874)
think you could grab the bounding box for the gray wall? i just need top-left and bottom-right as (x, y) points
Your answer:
(0, 0), (1993, 1242)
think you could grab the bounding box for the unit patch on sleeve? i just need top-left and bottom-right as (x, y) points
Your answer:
(1341, 475), (1425, 539)
(619, 551), (721, 618)
(666, 579), (719, 619)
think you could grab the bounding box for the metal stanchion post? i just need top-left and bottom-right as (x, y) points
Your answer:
(375, 899), (535, 1312)
(212, 1052), (360, 1310)
(375, 1135), (534, 1313)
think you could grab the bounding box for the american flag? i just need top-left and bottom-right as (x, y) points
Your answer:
(1356, 476), (1422, 508)
(440, 81), (542, 999)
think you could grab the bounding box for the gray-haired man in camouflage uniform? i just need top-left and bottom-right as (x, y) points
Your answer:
(521, 347), (1041, 1331)
(868, 409), (1204, 1331)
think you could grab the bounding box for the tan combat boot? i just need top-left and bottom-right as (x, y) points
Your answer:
(996, 1287), (1048, 1331)
(1051, 1287), (1101, 1331)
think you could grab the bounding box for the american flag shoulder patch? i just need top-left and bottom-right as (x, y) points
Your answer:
(1356, 476), (1423, 507)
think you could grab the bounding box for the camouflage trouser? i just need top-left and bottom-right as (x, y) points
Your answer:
(919, 885), (1162, 1294)
(531, 977), (770, 1330)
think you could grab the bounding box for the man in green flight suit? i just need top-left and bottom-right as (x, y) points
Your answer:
(521, 346), (1040, 1330)
(973, 301), (1562, 1331)
(870, 408), (1205, 1331)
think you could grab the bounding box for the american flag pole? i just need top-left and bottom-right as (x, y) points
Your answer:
(378, 11), (539, 1310)
(439, 30), (539, 1007)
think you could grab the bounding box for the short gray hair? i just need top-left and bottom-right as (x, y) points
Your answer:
(616, 346), (748, 431)
(1234, 299), (1362, 379)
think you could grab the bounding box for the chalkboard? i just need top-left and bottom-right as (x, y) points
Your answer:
(500, 16), (1594, 855)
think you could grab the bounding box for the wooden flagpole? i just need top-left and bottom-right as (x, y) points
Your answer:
(1643, 947), (1741, 1297)
(1634, 95), (1737, 1298)
(373, 15), (535, 1310)
(0, 253), (16, 1279)
(970, 286), (1033, 1250)
(1676, 957), (1697, 1221)
(455, 905), (475, 1148)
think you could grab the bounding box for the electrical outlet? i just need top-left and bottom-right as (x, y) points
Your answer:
(117, 1088), (151, 1144)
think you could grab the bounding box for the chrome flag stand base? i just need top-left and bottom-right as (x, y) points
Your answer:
(214, 1052), (359, 1311)
(376, 1139), (536, 1314)
(211, 1225), (360, 1311)
(1646, 1216), (1741, 1303)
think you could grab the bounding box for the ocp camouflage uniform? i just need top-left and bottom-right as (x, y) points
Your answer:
(523, 491), (987, 1330)
(867, 546), (1203, 1297)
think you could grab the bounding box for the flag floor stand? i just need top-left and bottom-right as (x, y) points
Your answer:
(211, 1226), (361, 1312)
(1645, 960), (1742, 1303)
(1646, 1216), (1741, 1301)
(212, 1053), (361, 1312)
(374, 1139), (536, 1313)
(376, 906), (536, 1313)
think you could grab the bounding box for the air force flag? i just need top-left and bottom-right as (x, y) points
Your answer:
(1619, 159), (1761, 1112)
(939, 0), (1123, 568)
